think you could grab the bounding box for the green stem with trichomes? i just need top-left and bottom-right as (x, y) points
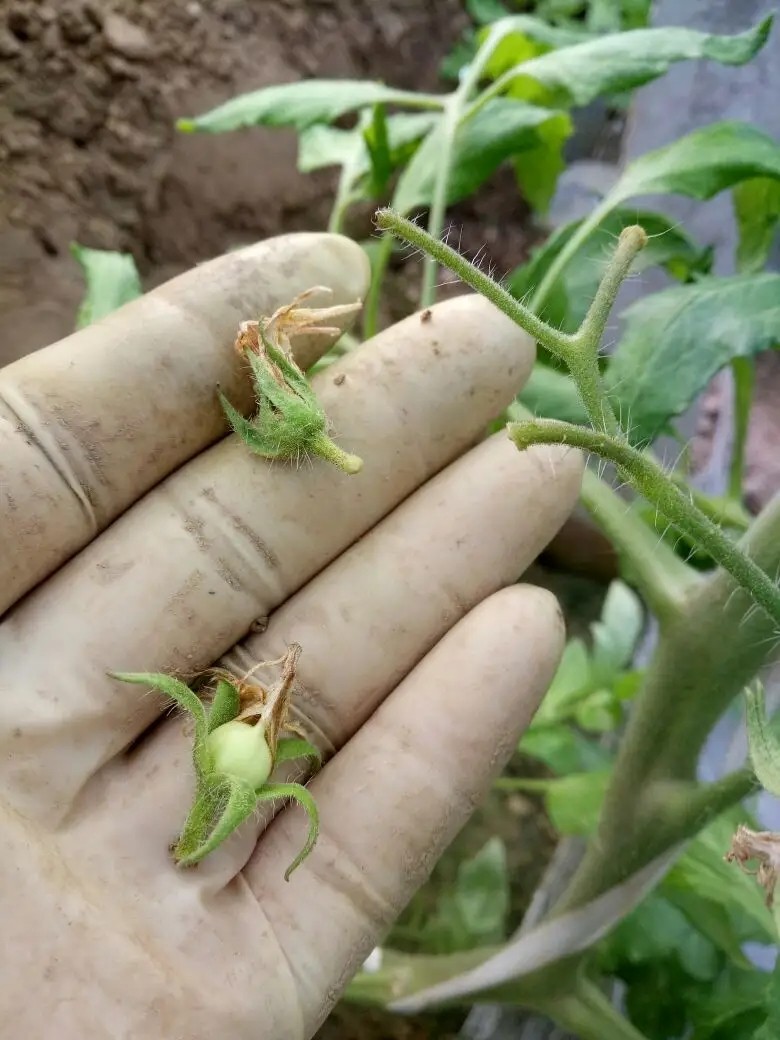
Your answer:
(509, 419), (780, 628)
(418, 21), (513, 308)
(377, 209), (644, 434)
(363, 232), (394, 340)
(309, 432), (363, 475)
(555, 493), (780, 912)
(729, 356), (755, 502)
(580, 467), (698, 626)
(376, 208), (573, 355)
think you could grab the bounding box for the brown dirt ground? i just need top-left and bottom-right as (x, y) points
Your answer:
(0, 0), (538, 365)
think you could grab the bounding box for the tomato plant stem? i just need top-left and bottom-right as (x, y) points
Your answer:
(509, 418), (780, 629)
(376, 209), (573, 355)
(418, 21), (513, 308)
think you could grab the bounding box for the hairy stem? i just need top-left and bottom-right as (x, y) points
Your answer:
(643, 769), (758, 848)
(563, 225), (647, 435)
(419, 98), (460, 307)
(419, 21), (511, 307)
(363, 232), (394, 340)
(555, 494), (780, 913)
(566, 351), (620, 436)
(729, 356), (755, 502)
(580, 467), (698, 626)
(671, 476), (752, 532)
(574, 225), (647, 359)
(376, 209), (572, 357)
(378, 210), (645, 438)
(309, 431), (363, 475)
(509, 420), (780, 629)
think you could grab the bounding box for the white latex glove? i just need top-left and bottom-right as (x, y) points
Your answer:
(0, 234), (581, 1039)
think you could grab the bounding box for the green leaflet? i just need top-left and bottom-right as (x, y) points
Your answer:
(607, 273), (780, 444)
(509, 208), (710, 334)
(177, 81), (443, 134)
(611, 120), (780, 207)
(492, 19), (771, 108)
(71, 243), (142, 329)
(733, 177), (780, 274)
(394, 99), (571, 215)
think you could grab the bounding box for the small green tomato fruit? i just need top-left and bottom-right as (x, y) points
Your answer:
(207, 719), (273, 789)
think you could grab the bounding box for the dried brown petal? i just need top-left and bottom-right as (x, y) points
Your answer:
(725, 824), (780, 906)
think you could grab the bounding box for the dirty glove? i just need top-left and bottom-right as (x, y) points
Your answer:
(0, 233), (581, 1039)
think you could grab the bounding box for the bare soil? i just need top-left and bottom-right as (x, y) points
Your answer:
(0, 0), (539, 365)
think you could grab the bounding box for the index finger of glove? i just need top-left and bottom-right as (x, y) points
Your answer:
(0, 234), (369, 616)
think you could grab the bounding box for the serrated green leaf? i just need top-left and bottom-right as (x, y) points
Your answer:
(607, 273), (780, 444)
(178, 81), (442, 134)
(733, 177), (780, 274)
(394, 99), (569, 215)
(495, 19), (770, 108)
(71, 244), (142, 329)
(611, 120), (780, 207)
(509, 208), (710, 333)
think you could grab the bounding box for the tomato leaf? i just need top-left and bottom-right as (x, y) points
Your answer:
(519, 725), (611, 775)
(394, 99), (570, 215)
(298, 112), (436, 176)
(177, 81), (442, 134)
(71, 244), (142, 329)
(607, 273), (780, 444)
(512, 111), (571, 214)
(509, 208), (710, 333)
(733, 177), (780, 274)
(611, 120), (780, 207)
(494, 18), (771, 108)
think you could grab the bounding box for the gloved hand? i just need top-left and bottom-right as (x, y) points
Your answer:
(0, 233), (581, 1039)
